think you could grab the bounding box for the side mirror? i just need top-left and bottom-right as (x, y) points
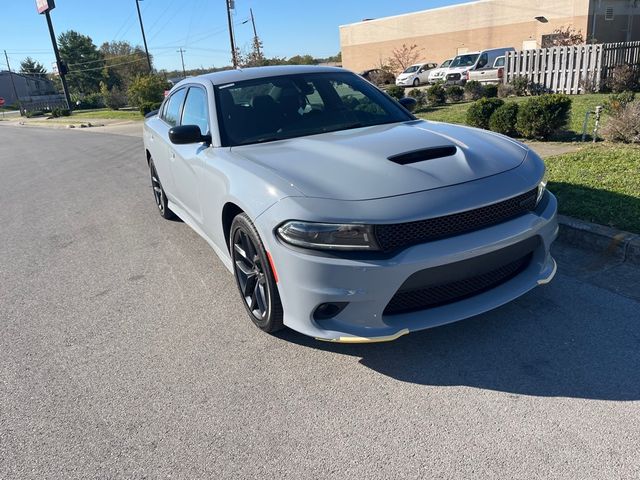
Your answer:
(398, 97), (417, 112)
(169, 125), (211, 145)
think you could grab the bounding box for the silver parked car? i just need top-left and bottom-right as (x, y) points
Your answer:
(143, 65), (557, 343)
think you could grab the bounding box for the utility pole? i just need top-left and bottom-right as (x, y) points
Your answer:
(226, 0), (238, 68)
(249, 8), (261, 57)
(44, 10), (73, 111)
(177, 48), (187, 78)
(4, 51), (24, 115)
(136, 0), (153, 72)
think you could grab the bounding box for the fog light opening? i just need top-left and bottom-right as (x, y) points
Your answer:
(313, 302), (348, 321)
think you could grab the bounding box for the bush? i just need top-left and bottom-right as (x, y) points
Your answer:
(101, 83), (127, 110)
(601, 100), (640, 143)
(604, 91), (636, 115)
(139, 101), (162, 116)
(406, 88), (426, 109)
(426, 83), (446, 106)
(72, 92), (104, 110)
(606, 65), (640, 93)
(498, 83), (516, 98)
(489, 102), (519, 136)
(386, 85), (405, 100)
(483, 84), (498, 98)
(445, 85), (464, 103)
(464, 80), (484, 101)
(127, 74), (169, 108)
(510, 76), (529, 96)
(516, 94), (572, 139)
(50, 107), (71, 117)
(466, 97), (504, 129)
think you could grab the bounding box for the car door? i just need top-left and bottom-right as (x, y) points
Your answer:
(169, 85), (211, 225)
(154, 88), (188, 199)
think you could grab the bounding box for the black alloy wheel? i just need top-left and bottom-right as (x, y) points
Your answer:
(149, 159), (174, 219)
(230, 213), (283, 332)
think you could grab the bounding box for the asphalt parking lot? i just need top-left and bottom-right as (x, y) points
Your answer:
(1, 125), (639, 479)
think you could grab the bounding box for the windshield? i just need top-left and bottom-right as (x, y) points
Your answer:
(450, 54), (480, 68)
(402, 65), (420, 74)
(215, 72), (413, 147)
(440, 59), (452, 68)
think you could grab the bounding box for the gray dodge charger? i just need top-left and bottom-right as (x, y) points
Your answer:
(143, 65), (558, 343)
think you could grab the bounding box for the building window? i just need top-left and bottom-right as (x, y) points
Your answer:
(605, 7), (614, 21)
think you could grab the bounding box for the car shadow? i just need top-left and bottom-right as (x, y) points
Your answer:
(275, 276), (640, 401)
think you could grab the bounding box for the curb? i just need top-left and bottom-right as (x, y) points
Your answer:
(558, 214), (640, 266)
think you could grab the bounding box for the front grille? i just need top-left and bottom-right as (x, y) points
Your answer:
(384, 253), (532, 315)
(447, 73), (462, 81)
(374, 188), (538, 251)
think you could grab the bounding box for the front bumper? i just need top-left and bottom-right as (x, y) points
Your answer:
(257, 191), (558, 343)
(395, 77), (415, 86)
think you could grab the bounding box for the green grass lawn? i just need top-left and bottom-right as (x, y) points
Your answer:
(545, 144), (640, 233)
(416, 93), (609, 140)
(71, 108), (143, 121)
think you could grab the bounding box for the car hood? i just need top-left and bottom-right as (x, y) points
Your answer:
(231, 120), (528, 201)
(397, 72), (415, 80)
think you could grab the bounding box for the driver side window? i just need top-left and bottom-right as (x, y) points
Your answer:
(181, 87), (210, 135)
(477, 53), (489, 69)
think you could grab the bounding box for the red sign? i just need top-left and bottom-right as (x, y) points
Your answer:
(0, 98), (5, 107)
(36, 0), (55, 14)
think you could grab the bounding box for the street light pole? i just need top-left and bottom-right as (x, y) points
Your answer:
(44, 10), (73, 111)
(136, 0), (153, 72)
(226, 0), (238, 68)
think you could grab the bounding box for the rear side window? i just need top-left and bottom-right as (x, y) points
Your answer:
(181, 87), (209, 134)
(162, 88), (186, 127)
(494, 57), (505, 67)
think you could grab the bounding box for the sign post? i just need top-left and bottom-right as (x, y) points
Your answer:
(36, 0), (73, 112)
(0, 97), (5, 119)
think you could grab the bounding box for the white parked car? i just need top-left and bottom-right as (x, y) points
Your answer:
(427, 58), (453, 84)
(445, 47), (515, 85)
(395, 62), (438, 87)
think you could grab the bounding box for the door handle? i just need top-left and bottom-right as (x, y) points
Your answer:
(170, 152), (176, 161)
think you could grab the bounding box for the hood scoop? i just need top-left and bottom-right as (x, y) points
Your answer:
(388, 145), (457, 165)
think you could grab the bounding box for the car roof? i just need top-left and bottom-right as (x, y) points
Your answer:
(175, 65), (345, 87)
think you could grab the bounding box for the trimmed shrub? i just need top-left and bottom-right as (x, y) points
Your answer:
(606, 65), (640, 93)
(483, 84), (498, 98)
(72, 92), (104, 110)
(489, 102), (519, 136)
(386, 85), (405, 100)
(466, 97), (504, 129)
(601, 100), (640, 143)
(604, 91), (636, 114)
(407, 88), (426, 109)
(102, 85), (127, 110)
(464, 80), (484, 101)
(516, 94), (572, 139)
(445, 85), (464, 103)
(510, 76), (529, 96)
(50, 107), (71, 117)
(426, 83), (446, 106)
(498, 83), (516, 98)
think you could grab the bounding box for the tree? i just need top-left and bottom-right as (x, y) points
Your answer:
(387, 44), (423, 75)
(20, 57), (47, 79)
(287, 54), (316, 65)
(242, 36), (266, 67)
(58, 30), (104, 94)
(100, 41), (150, 90)
(127, 74), (169, 109)
(543, 26), (585, 47)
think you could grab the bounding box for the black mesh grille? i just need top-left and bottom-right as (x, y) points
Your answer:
(374, 188), (538, 251)
(384, 253), (532, 315)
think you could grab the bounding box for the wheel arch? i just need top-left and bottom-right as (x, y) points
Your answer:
(222, 202), (245, 252)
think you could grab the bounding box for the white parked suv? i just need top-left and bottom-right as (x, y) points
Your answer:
(445, 47), (515, 85)
(427, 58), (453, 84)
(395, 62), (438, 87)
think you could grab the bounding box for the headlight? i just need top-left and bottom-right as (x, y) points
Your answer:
(277, 221), (380, 251)
(536, 170), (549, 206)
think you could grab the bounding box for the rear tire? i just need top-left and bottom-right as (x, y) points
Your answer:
(149, 158), (175, 220)
(230, 213), (284, 333)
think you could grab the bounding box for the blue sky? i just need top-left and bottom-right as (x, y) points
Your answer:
(1, 0), (471, 72)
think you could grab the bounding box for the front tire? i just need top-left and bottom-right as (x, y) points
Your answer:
(149, 159), (175, 220)
(230, 213), (283, 333)
(413, 78), (420, 87)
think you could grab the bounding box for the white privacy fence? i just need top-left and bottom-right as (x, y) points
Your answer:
(504, 41), (640, 94)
